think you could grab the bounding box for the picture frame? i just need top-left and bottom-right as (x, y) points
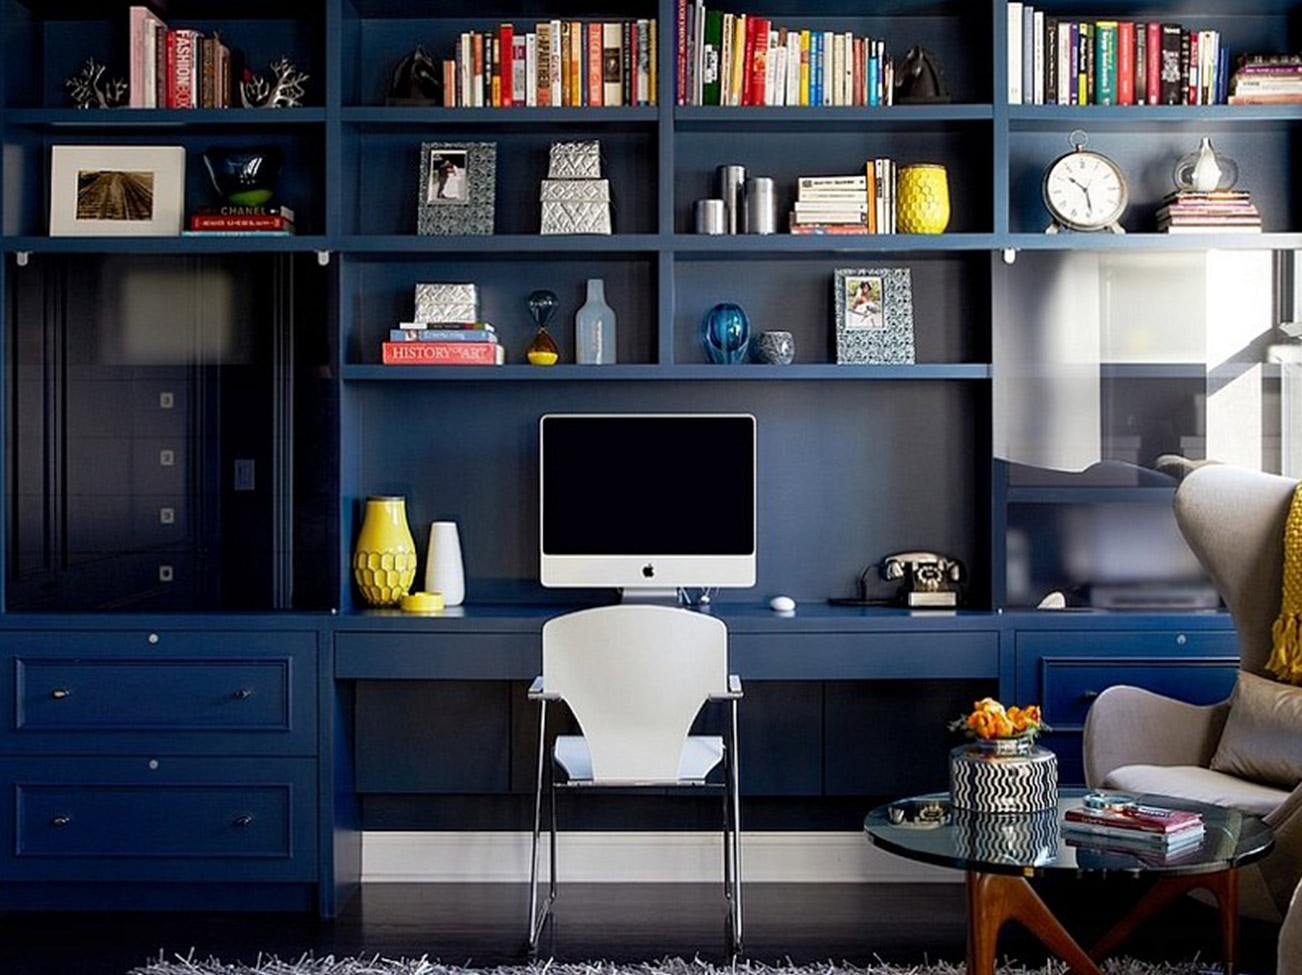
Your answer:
(833, 267), (915, 364)
(49, 145), (185, 237)
(417, 141), (496, 235)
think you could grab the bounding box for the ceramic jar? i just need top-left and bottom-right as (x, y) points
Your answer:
(896, 163), (951, 234)
(352, 496), (417, 606)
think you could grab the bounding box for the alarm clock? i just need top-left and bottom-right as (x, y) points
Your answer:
(1043, 130), (1128, 234)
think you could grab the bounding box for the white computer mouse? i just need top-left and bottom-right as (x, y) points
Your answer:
(769, 595), (796, 613)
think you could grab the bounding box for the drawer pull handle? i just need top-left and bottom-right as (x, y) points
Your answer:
(233, 815), (254, 828)
(1080, 689), (1099, 701)
(51, 815), (71, 828)
(50, 688), (70, 700)
(233, 688), (253, 700)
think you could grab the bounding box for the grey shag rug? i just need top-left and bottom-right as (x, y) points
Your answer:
(126, 956), (1223, 975)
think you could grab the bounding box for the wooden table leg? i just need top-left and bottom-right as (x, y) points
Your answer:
(966, 871), (1102, 975)
(1089, 868), (1239, 975)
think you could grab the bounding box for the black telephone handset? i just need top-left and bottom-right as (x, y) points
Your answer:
(881, 551), (965, 607)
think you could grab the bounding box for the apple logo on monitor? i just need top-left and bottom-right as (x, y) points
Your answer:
(539, 413), (757, 598)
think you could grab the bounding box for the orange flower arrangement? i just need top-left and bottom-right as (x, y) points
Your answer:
(949, 697), (1048, 741)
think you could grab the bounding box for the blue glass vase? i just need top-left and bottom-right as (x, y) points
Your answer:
(702, 302), (751, 364)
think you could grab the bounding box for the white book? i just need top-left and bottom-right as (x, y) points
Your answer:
(831, 32), (845, 105)
(769, 33), (785, 106)
(720, 13), (735, 105)
(1057, 21), (1072, 104)
(1032, 9), (1044, 104)
(550, 19), (564, 106)
(822, 31), (834, 104)
(693, 0), (705, 106)
(1007, 2), (1024, 104)
(786, 31), (802, 106)
(603, 22), (623, 106)
(843, 31), (854, 105)
(525, 32), (537, 106)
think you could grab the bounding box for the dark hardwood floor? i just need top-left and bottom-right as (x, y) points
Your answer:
(0, 882), (1282, 975)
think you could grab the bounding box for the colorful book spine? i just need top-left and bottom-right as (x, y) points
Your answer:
(388, 329), (498, 342)
(189, 214), (293, 231)
(382, 342), (500, 365)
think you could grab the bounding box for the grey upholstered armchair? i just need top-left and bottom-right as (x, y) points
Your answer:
(1082, 464), (1302, 927)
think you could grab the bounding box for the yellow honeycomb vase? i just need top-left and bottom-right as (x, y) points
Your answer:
(896, 163), (951, 234)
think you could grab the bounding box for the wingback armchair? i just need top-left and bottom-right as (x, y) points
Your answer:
(1082, 464), (1302, 924)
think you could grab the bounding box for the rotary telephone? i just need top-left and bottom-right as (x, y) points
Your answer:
(880, 551), (965, 607)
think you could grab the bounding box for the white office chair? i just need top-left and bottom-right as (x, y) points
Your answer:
(527, 603), (743, 956)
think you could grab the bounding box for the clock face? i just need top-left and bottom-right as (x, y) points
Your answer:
(1043, 149), (1128, 231)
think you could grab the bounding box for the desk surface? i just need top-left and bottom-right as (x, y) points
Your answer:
(864, 789), (1275, 879)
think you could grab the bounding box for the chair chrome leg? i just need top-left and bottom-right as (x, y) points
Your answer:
(528, 701), (553, 953)
(728, 699), (743, 956)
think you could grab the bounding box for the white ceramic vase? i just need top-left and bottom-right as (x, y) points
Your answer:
(424, 521), (466, 607)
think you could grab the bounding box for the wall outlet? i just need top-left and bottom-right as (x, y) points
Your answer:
(234, 458), (255, 491)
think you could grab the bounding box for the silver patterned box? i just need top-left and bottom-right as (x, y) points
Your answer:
(540, 179), (612, 235)
(548, 141), (602, 179)
(414, 283), (479, 324)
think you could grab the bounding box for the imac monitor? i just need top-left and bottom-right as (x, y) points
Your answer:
(540, 413), (756, 591)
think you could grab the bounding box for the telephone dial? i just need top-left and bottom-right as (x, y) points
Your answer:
(880, 551), (966, 607)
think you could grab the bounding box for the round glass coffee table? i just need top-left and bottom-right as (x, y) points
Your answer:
(864, 788), (1274, 975)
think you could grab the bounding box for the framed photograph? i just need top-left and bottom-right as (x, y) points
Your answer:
(834, 267), (915, 364)
(49, 145), (185, 237)
(417, 141), (496, 235)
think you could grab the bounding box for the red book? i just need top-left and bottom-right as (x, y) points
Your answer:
(382, 341), (499, 365)
(169, 28), (198, 109)
(1064, 804), (1204, 835)
(586, 21), (603, 105)
(675, 0), (687, 104)
(189, 214), (293, 231)
(747, 17), (769, 105)
(1116, 21), (1135, 105)
(498, 24), (513, 106)
(1145, 22), (1162, 104)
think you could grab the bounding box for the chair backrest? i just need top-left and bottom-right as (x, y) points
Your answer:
(541, 604), (729, 784)
(1174, 464), (1298, 676)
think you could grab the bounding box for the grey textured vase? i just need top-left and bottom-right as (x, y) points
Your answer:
(754, 330), (795, 365)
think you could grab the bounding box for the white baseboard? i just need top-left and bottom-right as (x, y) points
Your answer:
(361, 831), (957, 884)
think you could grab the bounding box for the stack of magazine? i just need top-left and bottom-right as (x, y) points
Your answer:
(1061, 798), (1206, 856)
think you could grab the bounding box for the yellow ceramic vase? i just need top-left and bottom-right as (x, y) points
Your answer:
(352, 495), (417, 606)
(896, 163), (951, 234)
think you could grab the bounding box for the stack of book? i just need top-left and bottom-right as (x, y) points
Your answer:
(788, 160), (895, 235)
(381, 322), (504, 366)
(1228, 55), (1302, 104)
(1061, 800), (1206, 855)
(185, 204), (295, 236)
(789, 174), (868, 234)
(1156, 190), (1261, 234)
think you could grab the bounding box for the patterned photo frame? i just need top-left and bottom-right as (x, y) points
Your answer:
(417, 141), (496, 236)
(833, 266), (915, 364)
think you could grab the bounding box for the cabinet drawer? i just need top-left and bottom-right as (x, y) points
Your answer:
(0, 757), (317, 883)
(731, 631), (999, 679)
(1, 630), (317, 754)
(1040, 658), (1238, 729)
(335, 631), (539, 680)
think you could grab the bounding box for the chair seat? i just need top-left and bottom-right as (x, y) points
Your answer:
(1104, 763), (1290, 819)
(554, 734), (725, 785)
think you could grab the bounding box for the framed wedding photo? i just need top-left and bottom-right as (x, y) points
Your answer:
(417, 141), (496, 235)
(49, 145), (185, 237)
(833, 266), (915, 364)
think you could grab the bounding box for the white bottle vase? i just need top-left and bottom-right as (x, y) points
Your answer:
(575, 278), (617, 364)
(424, 521), (466, 607)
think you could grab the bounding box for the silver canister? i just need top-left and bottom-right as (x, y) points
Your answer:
(743, 176), (777, 234)
(716, 164), (746, 233)
(694, 198), (726, 234)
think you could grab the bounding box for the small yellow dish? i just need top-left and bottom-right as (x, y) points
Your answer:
(527, 350), (559, 366)
(400, 591), (445, 613)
